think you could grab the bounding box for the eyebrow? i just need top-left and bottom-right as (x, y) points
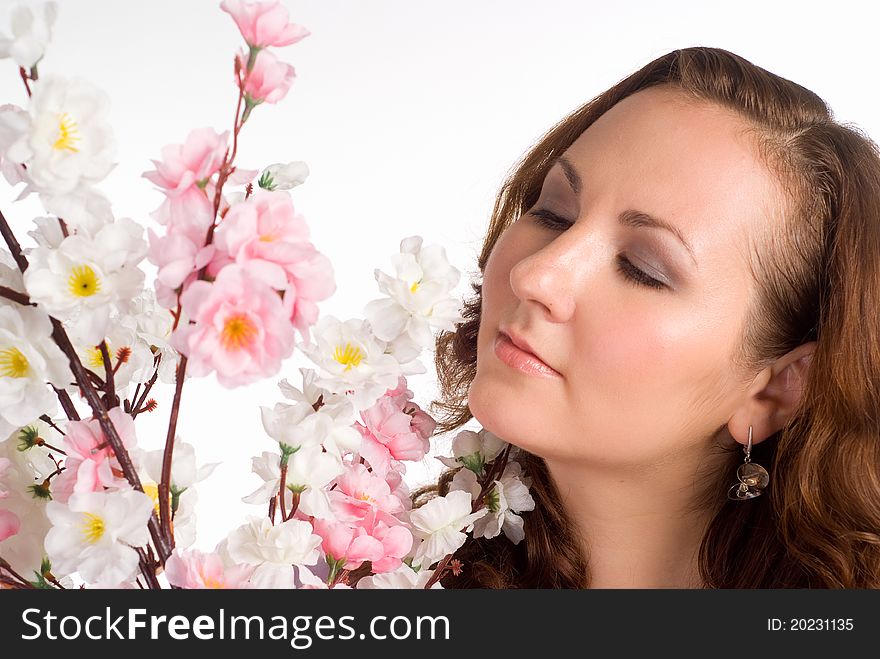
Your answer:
(553, 155), (698, 266)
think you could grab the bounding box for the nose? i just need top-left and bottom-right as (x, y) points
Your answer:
(508, 231), (583, 323)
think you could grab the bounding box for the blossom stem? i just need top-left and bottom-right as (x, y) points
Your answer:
(0, 207), (29, 272)
(50, 321), (172, 569)
(278, 464), (289, 521)
(135, 547), (162, 590)
(35, 438), (66, 455)
(0, 556), (37, 589)
(99, 340), (118, 407)
(285, 491), (300, 522)
(159, 355), (187, 549)
(0, 284), (34, 306)
(52, 386), (80, 421)
(39, 414), (66, 436)
(18, 67), (32, 98)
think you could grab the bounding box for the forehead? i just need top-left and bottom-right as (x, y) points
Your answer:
(558, 86), (781, 271)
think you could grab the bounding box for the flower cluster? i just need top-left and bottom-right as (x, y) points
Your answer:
(0, 0), (534, 590)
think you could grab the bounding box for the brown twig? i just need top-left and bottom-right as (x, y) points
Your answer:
(52, 386), (80, 421)
(0, 284), (33, 306)
(18, 67), (32, 97)
(159, 355), (187, 548)
(0, 207), (28, 272)
(99, 340), (117, 407)
(39, 414), (66, 436)
(0, 556), (37, 589)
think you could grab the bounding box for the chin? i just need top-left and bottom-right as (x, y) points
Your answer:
(468, 369), (553, 459)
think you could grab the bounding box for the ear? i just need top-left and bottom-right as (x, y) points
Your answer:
(727, 341), (817, 447)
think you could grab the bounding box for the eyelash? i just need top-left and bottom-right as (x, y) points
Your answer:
(528, 208), (667, 290)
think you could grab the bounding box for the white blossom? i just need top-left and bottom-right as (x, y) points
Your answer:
(0, 305), (70, 439)
(408, 490), (486, 569)
(260, 400), (362, 456)
(0, 425), (54, 576)
(142, 436), (218, 491)
(0, 103), (30, 188)
(451, 462), (534, 543)
(23, 217), (147, 344)
(44, 489), (153, 585)
(363, 235), (464, 348)
(437, 427), (507, 473)
(357, 563), (442, 589)
(300, 315), (402, 413)
(4, 74), (115, 194)
(278, 367), (358, 426)
(0, 2), (57, 69)
(226, 516), (322, 567)
(242, 451), (283, 506)
(258, 161), (309, 191)
(285, 445), (344, 520)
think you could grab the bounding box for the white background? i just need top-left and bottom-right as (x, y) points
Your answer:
(1, 0), (878, 550)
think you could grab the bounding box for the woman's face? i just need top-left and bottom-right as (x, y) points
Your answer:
(468, 85), (782, 469)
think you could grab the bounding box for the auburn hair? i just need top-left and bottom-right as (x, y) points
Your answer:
(415, 46), (880, 588)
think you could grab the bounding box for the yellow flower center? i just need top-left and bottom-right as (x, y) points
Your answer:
(142, 483), (162, 516)
(0, 346), (29, 378)
(53, 112), (81, 153)
(200, 572), (226, 589)
(333, 343), (364, 372)
(81, 513), (105, 544)
(86, 345), (105, 369)
(410, 280), (420, 293)
(259, 232), (277, 242)
(220, 314), (258, 351)
(68, 265), (101, 298)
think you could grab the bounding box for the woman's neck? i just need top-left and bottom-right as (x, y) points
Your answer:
(544, 451), (726, 589)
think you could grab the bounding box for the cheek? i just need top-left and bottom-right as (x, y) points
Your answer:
(576, 300), (742, 422)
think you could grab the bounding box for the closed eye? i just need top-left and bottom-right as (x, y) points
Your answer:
(527, 208), (667, 290)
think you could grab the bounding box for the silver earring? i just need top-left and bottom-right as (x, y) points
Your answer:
(727, 425), (769, 500)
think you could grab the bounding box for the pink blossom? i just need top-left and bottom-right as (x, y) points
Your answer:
(147, 192), (216, 302)
(329, 463), (406, 525)
(238, 48), (295, 104)
(51, 407), (137, 503)
(213, 190), (335, 342)
(166, 548), (254, 588)
(142, 128), (227, 227)
(220, 0), (310, 49)
(356, 383), (435, 475)
(171, 264), (297, 387)
(0, 508), (20, 542)
(312, 517), (412, 573)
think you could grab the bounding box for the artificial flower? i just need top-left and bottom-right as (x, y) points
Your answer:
(258, 160), (308, 191)
(0, 1), (57, 69)
(4, 74), (115, 194)
(0, 305), (70, 439)
(44, 489), (154, 585)
(23, 217), (147, 344)
(300, 315), (402, 413)
(408, 490), (486, 569)
(220, 0), (310, 49)
(171, 264), (297, 387)
(364, 235), (464, 347)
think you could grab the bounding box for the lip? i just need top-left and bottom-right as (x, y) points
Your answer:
(494, 330), (562, 379)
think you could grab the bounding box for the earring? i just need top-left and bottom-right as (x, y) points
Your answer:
(727, 425), (769, 501)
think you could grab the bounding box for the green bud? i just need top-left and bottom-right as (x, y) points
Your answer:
(258, 171), (276, 191)
(28, 481), (52, 500)
(279, 442), (299, 467)
(17, 425), (41, 452)
(459, 452), (485, 475)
